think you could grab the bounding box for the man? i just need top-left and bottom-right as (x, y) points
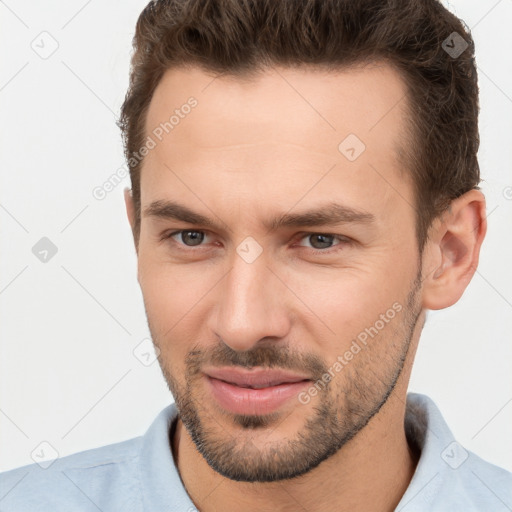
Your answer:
(1, 0), (511, 510)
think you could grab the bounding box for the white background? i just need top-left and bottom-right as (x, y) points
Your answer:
(0, 0), (511, 473)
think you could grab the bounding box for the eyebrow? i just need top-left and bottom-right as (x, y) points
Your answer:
(143, 199), (375, 232)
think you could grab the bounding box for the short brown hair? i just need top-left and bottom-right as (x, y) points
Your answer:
(118, 0), (480, 252)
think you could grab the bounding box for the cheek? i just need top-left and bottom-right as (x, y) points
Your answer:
(281, 260), (413, 349)
(138, 264), (201, 366)
(137, 234), (417, 361)
(138, 250), (208, 322)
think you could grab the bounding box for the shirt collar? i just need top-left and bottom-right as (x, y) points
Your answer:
(395, 392), (454, 510)
(137, 392), (457, 511)
(138, 402), (195, 511)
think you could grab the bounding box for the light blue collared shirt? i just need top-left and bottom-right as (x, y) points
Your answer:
(0, 393), (511, 511)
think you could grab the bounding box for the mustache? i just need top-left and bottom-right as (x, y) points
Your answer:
(185, 341), (327, 380)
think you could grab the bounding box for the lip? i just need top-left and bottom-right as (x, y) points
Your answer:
(203, 367), (311, 416)
(204, 366), (311, 388)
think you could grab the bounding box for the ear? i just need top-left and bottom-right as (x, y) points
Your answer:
(421, 189), (487, 310)
(124, 187), (138, 252)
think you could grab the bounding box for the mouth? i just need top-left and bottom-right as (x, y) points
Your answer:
(205, 366), (311, 387)
(203, 366), (312, 416)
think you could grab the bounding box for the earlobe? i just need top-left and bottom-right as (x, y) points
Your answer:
(421, 189), (487, 310)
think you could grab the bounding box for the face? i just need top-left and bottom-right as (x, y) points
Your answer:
(129, 63), (425, 482)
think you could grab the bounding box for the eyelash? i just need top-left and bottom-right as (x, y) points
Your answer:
(162, 230), (351, 255)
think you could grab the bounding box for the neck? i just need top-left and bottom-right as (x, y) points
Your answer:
(171, 389), (420, 512)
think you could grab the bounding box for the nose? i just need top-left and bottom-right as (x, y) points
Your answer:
(209, 249), (291, 352)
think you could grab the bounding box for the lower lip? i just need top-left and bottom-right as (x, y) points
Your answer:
(205, 376), (311, 415)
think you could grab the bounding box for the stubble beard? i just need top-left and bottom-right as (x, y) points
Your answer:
(151, 271), (423, 482)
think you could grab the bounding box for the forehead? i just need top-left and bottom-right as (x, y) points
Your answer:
(144, 61), (410, 156)
(140, 62), (414, 230)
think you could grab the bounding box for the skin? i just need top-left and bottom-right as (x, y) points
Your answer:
(124, 62), (486, 512)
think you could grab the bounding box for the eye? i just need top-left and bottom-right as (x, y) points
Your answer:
(165, 230), (211, 248)
(163, 230), (351, 254)
(295, 233), (350, 253)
